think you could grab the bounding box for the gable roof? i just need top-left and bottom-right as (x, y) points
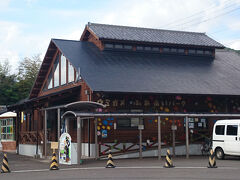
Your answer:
(86, 23), (224, 48)
(52, 38), (240, 96)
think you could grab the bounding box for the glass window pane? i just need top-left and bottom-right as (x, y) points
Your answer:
(136, 46), (144, 51)
(178, 48), (185, 53)
(115, 44), (123, 49)
(189, 49), (196, 54)
(197, 50), (203, 54)
(144, 47), (151, 51)
(117, 118), (131, 128)
(105, 43), (113, 48)
(215, 125), (225, 135)
(163, 47), (170, 52)
(152, 47), (159, 51)
(47, 70), (53, 89)
(54, 54), (60, 87)
(124, 45), (132, 50)
(131, 118), (139, 127)
(205, 50), (212, 55)
(61, 55), (67, 85)
(227, 125), (238, 135)
(68, 61), (75, 83)
(171, 48), (177, 52)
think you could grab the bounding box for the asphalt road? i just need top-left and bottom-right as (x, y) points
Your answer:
(1, 152), (240, 180)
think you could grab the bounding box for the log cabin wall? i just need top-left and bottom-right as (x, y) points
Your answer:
(90, 93), (239, 148)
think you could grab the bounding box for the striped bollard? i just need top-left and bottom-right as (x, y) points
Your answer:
(164, 149), (174, 168)
(106, 150), (115, 168)
(50, 152), (59, 170)
(1, 153), (10, 173)
(208, 149), (217, 168)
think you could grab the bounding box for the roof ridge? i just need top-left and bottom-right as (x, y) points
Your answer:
(87, 22), (206, 35)
(52, 38), (80, 42)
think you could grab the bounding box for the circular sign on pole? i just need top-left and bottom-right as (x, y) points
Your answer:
(59, 133), (72, 165)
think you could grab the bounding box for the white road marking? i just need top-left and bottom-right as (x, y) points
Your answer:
(11, 166), (239, 173)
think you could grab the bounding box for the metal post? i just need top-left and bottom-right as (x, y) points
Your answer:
(88, 119), (90, 157)
(95, 118), (99, 159)
(139, 129), (142, 159)
(77, 117), (82, 164)
(185, 116), (189, 159)
(172, 120), (175, 157)
(57, 108), (60, 140)
(44, 110), (47, 157)
(65, 118), (69, 133)
(158, 116), (161, 160)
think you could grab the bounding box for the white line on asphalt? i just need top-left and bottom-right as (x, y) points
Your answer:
(11, 166), (240, 173)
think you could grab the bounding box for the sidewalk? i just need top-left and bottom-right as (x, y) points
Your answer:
(1, 151), (240, 172)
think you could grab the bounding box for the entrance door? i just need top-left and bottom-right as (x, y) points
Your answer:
(224, 124), (240, 155)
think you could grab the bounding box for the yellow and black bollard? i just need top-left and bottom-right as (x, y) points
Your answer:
(164, 149), (174, 168)
(208, 149), (217, 168)
(1, 153), (10, 173)
(106, 150), (115, 168)
(50, 152), (59, 170)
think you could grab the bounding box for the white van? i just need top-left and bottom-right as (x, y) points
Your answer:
(212, 119), (240, 159)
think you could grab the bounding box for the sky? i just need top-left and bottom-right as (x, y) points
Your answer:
(1, 0), (240, 72)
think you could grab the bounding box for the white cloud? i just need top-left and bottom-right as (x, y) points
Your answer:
(1, 0), (240, 73)
(230, 40), (240, 50)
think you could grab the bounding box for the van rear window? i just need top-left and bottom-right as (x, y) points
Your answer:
(227, 125), (238, 136)
(215, 125), (225, 135)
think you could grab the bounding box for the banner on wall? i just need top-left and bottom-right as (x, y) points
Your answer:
(59, 133), (72, 165)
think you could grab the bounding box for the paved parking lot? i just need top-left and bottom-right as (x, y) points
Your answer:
(1, 151), (240, 179)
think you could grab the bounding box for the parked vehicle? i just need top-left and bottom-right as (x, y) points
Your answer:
(212, 119), (240, 159)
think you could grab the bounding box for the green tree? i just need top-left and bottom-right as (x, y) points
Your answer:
(16, 54), (42, 100)
(0, 60), (18, 105)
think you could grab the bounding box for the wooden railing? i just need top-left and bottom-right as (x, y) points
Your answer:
(19, 131), (44, 144)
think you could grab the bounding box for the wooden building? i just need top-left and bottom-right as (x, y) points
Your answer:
(8, 22), (240, 162)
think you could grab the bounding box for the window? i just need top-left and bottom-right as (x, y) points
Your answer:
(178, 48), (185, 53)
(105, 43), (113, 48)
(136, 46), (144, 51)
(0, 118), (14, 141)
(189, 49), (196, 54)
(215, 125), (225, 135)
(152, 47), (160, 51)
(227, 125), (238, 136)
(47, 70), (53, 89)
(144, 46), (151, 51)
(124, 45), (132, 50)
(171, 48), (177, 53)
(68, 61), (75, 83)
(163, 47), (170, 52)
(115, 44), (123, 49)
(196, 50), (204, 54)
(117, 109), (143, 129)
(53, 54), (60, 87)
(205, 50), (212, 55)
(61, 54), (67, 85)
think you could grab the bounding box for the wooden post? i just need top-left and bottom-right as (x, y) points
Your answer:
(44, 110), (47, 157)
(77, 117), (82, 165)
(95, 118), (99, 159)
(139, 129), (142, 159)
(185, 116), (189, 159)
(158, 116), (161, 160)
(57, 108), (60, 140)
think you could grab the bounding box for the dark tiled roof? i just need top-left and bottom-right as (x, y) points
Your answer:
(52, 39), (240, 95)
(87, 23), (224, 48)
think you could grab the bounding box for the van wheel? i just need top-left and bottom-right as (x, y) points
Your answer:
(215, 148), (224, 160)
